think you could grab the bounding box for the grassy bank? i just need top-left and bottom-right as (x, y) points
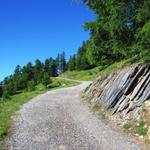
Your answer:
(0, 78), (79, 149)
(60, 58), (137, 81)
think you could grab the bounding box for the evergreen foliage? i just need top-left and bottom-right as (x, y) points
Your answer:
(42, 72), (52, 86)
(76, 41), (92, 70)
(34, 59), (43, 84)
(0, 82), (2, 97)
(0, 52), (67, 99)
(68, 55), (76, 71)
(79, 0), (150, 65)
(27, 80), (36, 91)
(56, 52), (67, 73)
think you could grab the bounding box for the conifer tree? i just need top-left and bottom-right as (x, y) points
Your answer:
(0, 82), (2, 97)
(42, 72), (52, 86)
(68, 55), (76, 71)
(34, 59), (43, 83)
(44, 59), (50, 75)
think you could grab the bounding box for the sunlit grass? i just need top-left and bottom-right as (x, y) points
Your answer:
(60, 58), (136, 81)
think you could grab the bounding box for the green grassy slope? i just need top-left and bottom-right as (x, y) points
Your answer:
(60, 59), (136, 81)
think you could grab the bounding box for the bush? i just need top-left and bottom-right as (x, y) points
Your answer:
(138, 120), (146, 128)
(27, 80), (35, 91)
(88, 71), (93, 75)
(123, 123), (132, 130)
(136, 120), (148, 137)
(42, 73), (52, 87)
(137, 128), (148, 136)
(47, 81), (61, 89)
(2, 91), (10, 100)
(92, 104), (102, 112)
(36, 84), (46, 91)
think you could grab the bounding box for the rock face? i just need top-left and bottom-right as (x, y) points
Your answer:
(85, 64), (150, 119)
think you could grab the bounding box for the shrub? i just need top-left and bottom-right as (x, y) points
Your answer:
(92, 104), (102, 112)
(137, 128), (148, 136)
(88, 71), (93, 75)
(2, 91), (10, 100)
(47, 81), (61, 89)
(42, 73), (52, 87)
(138, 120), (146, 128)
(27, 80), (35, 91)
(123, 123), (132, 130)
(136, 120), (148, 137)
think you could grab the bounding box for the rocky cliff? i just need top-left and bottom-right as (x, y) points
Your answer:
(85, 64), (150, 119)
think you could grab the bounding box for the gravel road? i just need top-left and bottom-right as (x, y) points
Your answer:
(5, 82), (148, 150)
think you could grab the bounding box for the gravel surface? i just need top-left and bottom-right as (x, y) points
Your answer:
(5, 82), (148, 150)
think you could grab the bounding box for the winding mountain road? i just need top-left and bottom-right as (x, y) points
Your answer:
(5, 81), (148, 150)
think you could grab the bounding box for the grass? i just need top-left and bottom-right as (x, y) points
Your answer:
(92, 104), (102, 112)
(48, 77), (80, 89)
(60, 58), (137, 81)
(138, 120), (146, 128)
(123, 119), (148, 138)
(136, 120), (148, 137)
(60, 66), (103, 81)
(137, 128), (148, 136)
(123, 123), (132, 130)
(0, 78), (79, 149)
(91, 104), (107, 121)
(0, 89), (46, 149)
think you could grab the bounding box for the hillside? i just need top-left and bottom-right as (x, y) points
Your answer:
(61, 59), (137, 81)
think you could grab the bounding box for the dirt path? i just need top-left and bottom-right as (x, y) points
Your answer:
(5, 82), (148, 150)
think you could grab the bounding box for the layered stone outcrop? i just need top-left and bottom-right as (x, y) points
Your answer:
(85, 64), (150, 119)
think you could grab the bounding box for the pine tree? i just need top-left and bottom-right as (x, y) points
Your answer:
(13, 65), (22, 91)
(83, 0), (150, 63)
(56, 52), (67, 73)
(21, 62), (34, 88)
(44, 59), (50, 75)
(26, 62), (34, 81)
(27, 80), (36, 91)
(61, 52), (67, 73)
(76, 42), (91, 70)
(51, 59), (58, 77)
(56, 54), (60, 73)
(2, 76), (15, 96)
(0, 82), (3, 97)
(42, 72), (52, 86)
(34, 59), (43, 83)
(68, 55), (76, 71)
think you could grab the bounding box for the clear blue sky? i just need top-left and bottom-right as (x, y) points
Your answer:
(0, 0), (95, 81)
